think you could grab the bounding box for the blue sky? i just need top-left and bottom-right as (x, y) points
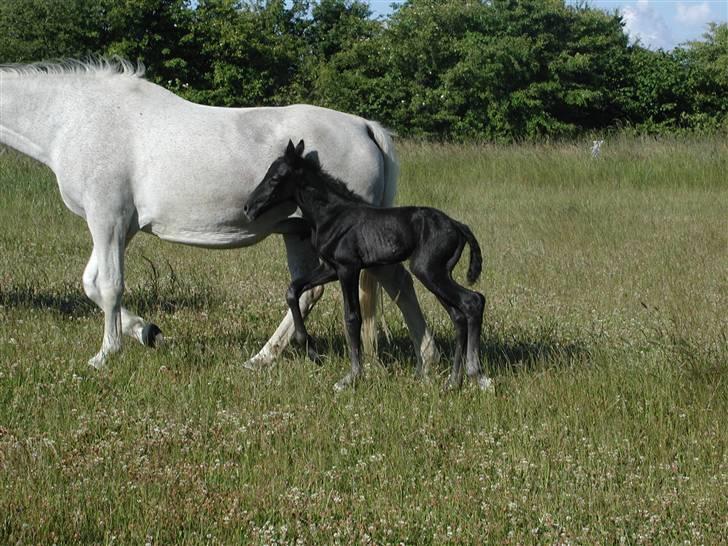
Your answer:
(365, 0), (728, 50)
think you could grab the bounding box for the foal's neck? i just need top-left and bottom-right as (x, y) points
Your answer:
(294, 168), (366, 225)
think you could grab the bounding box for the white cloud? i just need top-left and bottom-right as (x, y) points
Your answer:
(621, 0), (673, 49)
(675, 2), (713, 25)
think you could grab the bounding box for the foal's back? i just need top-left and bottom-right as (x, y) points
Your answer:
(320, 203), (465, 269)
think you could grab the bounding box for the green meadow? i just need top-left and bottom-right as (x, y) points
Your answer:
(0, 137), (726, 544)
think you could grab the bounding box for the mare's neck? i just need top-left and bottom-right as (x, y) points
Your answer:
(0, 72), (88, 167)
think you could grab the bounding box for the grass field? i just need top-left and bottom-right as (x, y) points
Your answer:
(0, 137), (726, 544)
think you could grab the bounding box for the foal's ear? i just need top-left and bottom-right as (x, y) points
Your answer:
(285, 139), (296, 159)
(295, 139), (305, 157)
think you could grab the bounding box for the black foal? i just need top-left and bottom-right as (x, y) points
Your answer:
(244, 139), (492, 391)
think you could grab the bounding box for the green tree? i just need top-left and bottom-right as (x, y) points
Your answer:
(1, 0), (725, 139)
(182, 0), (308, 106)
(300, 0), (387, 116)
(0, 0), (106, 62)
(623, 46), (692, 131)
(680, 23), (728, 129)
(315, 0), (632, 140)
(101, 0), (196, 84)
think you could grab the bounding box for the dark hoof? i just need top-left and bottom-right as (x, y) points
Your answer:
(294, 334), (322, 364)
(441, 377), (464, 394)
(306, 343), (323, 365)
(142, 323), (164, 348)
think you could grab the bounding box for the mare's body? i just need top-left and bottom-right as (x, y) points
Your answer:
(0, 59), (439, 370)
(245, 140), (493, 391)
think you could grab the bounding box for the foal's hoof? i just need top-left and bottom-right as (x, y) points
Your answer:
(333, 372), (359, 392)
(294, 335), (322, 364)
(443, 380), (462, 393)
(304, 337), (324, 365)
(307, 345), (322, 365)
(142, 323), (164, 348)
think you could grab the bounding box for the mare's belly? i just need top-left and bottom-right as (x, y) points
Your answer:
(145, 222), (268, 249)
(140, 200), (297, 249)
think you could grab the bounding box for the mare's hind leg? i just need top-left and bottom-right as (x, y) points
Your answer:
(369, 264), (440, 378)
(286, 262), (338, 362)
(244, 233), (324, 370)
(334, 267), (364, 391)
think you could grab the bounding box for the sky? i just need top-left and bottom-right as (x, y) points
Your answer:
(365, 0), (728, 50)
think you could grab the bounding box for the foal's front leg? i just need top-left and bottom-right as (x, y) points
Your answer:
(286, 262), (337, 362)
(334, 267), (364, 391)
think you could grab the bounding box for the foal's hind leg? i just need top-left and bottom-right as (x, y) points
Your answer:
(438, 299), (467, 390)
(463, 291), (493, 391)
(334, 267), (364, 391)
(411, 256), (492, 391)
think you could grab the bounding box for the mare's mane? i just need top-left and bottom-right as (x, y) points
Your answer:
(301, 156), (368, 205)
(0, 57), (144, 79)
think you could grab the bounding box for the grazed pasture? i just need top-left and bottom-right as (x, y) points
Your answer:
(0, 137), (726, 544)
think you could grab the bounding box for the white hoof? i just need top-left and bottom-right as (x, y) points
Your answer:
(333, 372), (358, 392)
(88, 351), (108, 369)
(242, 353), (274, 371)
(477, 376), (495, 393)
(420, 336), (441, 369)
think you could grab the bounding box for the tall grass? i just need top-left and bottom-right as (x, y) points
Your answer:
(0, 137), (726, 544)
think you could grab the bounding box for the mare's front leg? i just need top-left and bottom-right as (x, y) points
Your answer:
(83, 245), (164, 359)
(244, 232), (324, 370)
(83, 212), (133, 368)
(286, 262), (337, 362)
(334, 267), (364, 391)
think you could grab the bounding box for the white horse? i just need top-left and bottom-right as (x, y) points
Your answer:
(0, 59), (438, 373)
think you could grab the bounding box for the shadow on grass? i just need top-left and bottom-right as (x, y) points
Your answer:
(480, 335), (591, 375)
(376, 332), (591, 377)
(293, 328), (592, 378)
(0, 285), (95, 316)
(0, 283), (217, 317)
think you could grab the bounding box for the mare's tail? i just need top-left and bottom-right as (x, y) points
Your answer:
(359, 121), (399, 356)
(455, 221), (483, 285)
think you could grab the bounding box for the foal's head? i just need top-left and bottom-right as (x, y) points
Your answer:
(244, 139), (307, 221)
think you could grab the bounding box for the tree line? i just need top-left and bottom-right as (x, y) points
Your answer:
(1, 0), (726, 141)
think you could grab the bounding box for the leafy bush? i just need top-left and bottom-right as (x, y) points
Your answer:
(0, 0), (726, 141)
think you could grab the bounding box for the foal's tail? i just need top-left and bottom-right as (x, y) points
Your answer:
(456, 221), (483, 285)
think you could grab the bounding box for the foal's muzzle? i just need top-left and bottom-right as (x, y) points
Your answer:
(242, 202), (256, 221)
